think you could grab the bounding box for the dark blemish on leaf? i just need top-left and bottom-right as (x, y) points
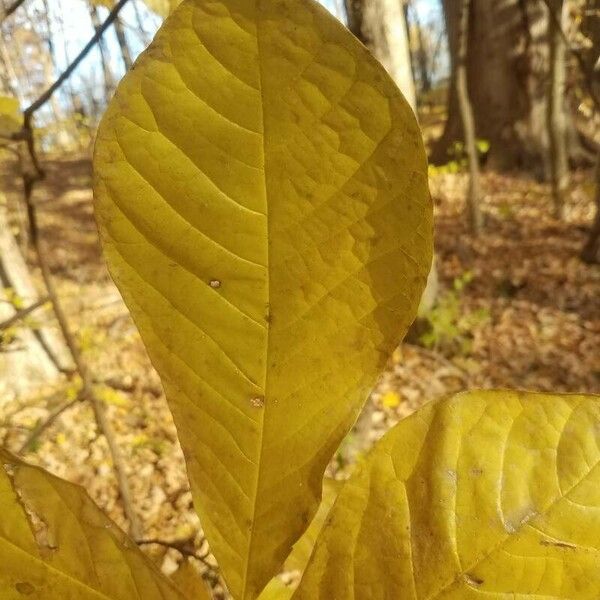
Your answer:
(15, 582), (35, 595)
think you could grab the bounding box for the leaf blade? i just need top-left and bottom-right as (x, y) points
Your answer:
(293, 390), (600, 599)
(93, 0), (432, 597)
(0, 451), (187, 600)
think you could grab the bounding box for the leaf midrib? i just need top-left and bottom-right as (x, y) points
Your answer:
(239, 1), (271, 598)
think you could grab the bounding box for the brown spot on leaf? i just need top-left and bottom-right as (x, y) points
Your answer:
(15, 582), (35, 595)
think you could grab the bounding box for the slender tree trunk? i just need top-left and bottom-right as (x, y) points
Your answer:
(0, 202), (72, 404)
(407, 0), (431, 93)
(546, 0), (569, 219)
(131, 0), (150, 47)
(113, 14), (133, 72)
(582, 153), (600, 264)
(0, 35), (21, 101)
(39, 0), (68, 136)
(89, 3), (116, 98)
(456, 0), (482, 234)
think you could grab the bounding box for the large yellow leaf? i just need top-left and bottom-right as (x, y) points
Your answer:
(294, 390), (600, 599)
(283, 477), (340, 575)
(0, 450), (187, 599)
(93, 0), (432, 597)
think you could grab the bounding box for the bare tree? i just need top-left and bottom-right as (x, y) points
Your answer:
(406, 0), (431, 94)
(546, 0), (569, 219)
(131, 0), (150, 47)
(435, 0), (588, 173)
(456, 0), (482, 233)
(113, 14), (133, 71)
(89, 2), (116, 98)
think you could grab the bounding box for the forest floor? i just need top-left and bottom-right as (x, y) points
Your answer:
(0, 151), (599, 596)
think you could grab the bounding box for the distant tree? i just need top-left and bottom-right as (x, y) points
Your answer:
(89, 2), (116, 99)
(546, 0), (569, 218)
(434, 0), (587, 175)
(456, 0), (482, 233)
(113, 14), (133, 71)
(406, 0), (432, 95)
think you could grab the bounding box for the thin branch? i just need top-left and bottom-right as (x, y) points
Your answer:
(0, 0), (27, 24)
(0, 296), (48, 330)
(12, 0), (142, 540)
(23, 0), (130, 118)
(137, 538), (218, 573)
(15, 375), (159, 453)
(22, 192), (143, 539)
(19, 392), (83, 453)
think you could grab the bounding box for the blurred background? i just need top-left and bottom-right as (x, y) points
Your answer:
(0, 0), (598, 597)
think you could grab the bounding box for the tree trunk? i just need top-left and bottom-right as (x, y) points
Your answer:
(407, 0), (431, 94)
(546, 0), (569, 218)
(39, 0), (72, 148)
(131, 0), (150, 47)
(344, 0), (416, 112)
(434, 0), (582, 175)
(89, 4), (116, 99)
(113, 14), (133, 72)
(456, 0), (483, 234)
(582, 152), (600, 263)
(0, 203), (72, 403)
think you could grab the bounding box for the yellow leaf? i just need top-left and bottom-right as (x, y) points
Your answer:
(381, 390), (400, 408)
(284, 477), (340, 575)
(0, 450), (186, 599)
(257, 578), (293, 600)
(0, 96), (21, 136)
(293, 390), (600, 599)
(170, 559), (212, 599)
(257, 479), (340, 600)
(93, 0), (432, 597)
